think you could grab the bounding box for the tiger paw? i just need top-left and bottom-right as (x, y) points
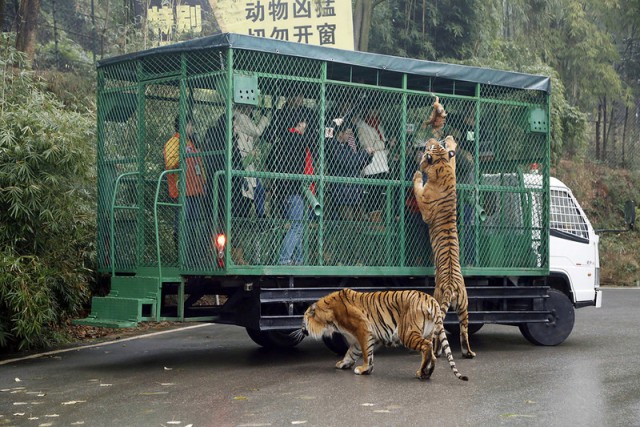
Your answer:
(336, 359), (354, 369)
(354, 365), (373, 375)
(416, 370), (432, 380)
(413, 170), (423, 184)
(444, 135), (457, 152)
(462, 349), (476, 359)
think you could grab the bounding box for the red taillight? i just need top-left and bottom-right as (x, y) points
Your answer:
(213, 234), (226, 267)
(215, 234), (226, 251)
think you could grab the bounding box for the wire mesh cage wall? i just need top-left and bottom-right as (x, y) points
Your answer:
(96, 33), (550, 276)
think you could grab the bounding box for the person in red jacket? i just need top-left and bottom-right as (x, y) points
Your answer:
(163, 116), (207, 266)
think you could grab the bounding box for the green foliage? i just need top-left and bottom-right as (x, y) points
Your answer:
(368, 0), (484, 60)
(37, 37), (93, 72)
(0, 34), (96, 351)
(556, 160), (640, 285)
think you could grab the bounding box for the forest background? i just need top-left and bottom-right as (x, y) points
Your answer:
(0, 0), (639, 351)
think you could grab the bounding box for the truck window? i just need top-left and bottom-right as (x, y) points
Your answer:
(550, 189), (589, 241)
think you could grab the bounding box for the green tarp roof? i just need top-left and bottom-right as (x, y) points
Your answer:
(98, 32), (551, 93)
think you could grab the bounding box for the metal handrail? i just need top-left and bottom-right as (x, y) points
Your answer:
(110, 171), (140, 278)
(153, 168), (183, 280)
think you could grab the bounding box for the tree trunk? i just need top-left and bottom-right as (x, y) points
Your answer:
(0, 0), (6, 32)
(595, 103), (601, 161)
(15, 0), (41, 62)
(602, 96), (608, 162)
(353, 0), (374, 51)
(622, 103), (629, 167)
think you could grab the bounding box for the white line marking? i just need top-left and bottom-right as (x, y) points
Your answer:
(0, 323), (212, 366)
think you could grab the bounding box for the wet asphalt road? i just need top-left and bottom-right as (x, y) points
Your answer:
(1, 288), (639, 427)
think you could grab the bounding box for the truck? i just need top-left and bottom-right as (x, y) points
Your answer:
(76, 33), (608, 350)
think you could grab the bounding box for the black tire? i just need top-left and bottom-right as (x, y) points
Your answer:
(519, 289), (575, 346)
(245, 328), (304, 349)
(445, 323), (484, 336)
(322, 333), (349, 355)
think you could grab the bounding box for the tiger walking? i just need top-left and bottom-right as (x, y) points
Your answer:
(301, 288), (468, 381)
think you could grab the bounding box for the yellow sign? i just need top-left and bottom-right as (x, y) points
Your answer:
(147, 5), (202, 43)
(211, 0), (354, 50)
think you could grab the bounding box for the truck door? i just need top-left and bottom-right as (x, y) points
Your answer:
(549, 186), (598, 302)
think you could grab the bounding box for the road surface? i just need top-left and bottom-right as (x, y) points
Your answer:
(1, 288), (639, 426)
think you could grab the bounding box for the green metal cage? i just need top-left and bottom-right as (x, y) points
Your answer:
(96, 33), (550, 280)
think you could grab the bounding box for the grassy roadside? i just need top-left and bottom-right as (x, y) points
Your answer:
(554, 159), (640, 286)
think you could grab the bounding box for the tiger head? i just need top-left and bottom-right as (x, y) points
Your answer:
(301, 290), (347, 339)
(419, 136), (456, 175)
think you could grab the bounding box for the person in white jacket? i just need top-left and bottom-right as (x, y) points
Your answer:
(354, 108), (389, 216)
(233, 104), (271, 217)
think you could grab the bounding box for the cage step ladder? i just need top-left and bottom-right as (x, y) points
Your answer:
(73, 275), (170, 328)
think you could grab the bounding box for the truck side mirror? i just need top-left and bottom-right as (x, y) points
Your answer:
(624, 200), (636, 230)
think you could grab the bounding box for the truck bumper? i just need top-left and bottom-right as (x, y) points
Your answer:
(595, 289), (603, 308)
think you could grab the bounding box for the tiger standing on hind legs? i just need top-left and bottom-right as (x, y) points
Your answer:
(412, 96), (476, 359)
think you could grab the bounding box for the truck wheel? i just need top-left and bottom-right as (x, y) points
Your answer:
(245, 328), (304, 349)
(519, 289), (575, 346)
(445, 323), (484, 336)
(322, 333), (349, 355)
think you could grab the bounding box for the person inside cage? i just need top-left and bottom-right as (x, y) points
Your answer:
(163, 115), (207, 265)
(202, 112), (249, 265)
(405, 139), (432, 266)
(354, 107), (389, 219)
(233, 103), (271, 218)
(446, 105), (477, 266)
(266, 109), (317, 265)
(326, 115), (372, 221)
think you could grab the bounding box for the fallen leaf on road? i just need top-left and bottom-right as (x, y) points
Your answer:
(233, 396), (248, 401)
(26, 393), (45, 398)
(500, 413), (535, 418)
(61, 400), (87, 405)
(291, 421), (307, 425)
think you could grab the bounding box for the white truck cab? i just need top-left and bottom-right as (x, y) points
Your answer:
(548, 177), (602, 308)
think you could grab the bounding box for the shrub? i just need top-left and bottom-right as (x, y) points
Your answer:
(0, 34), (96, 351)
